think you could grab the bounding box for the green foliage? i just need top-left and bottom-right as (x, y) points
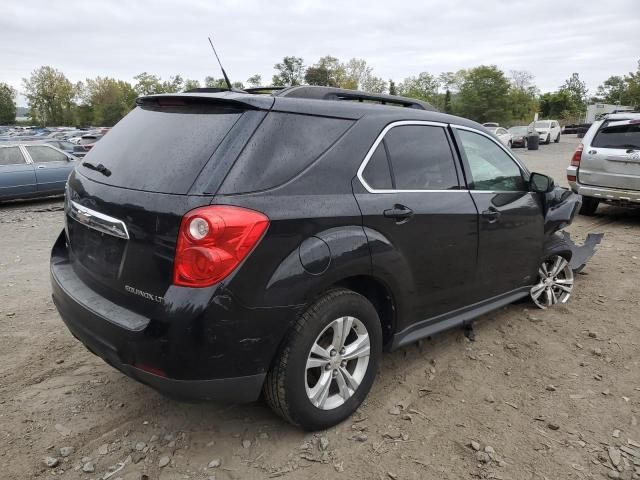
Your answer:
(22, 66), (77, 126)
(397, 72), (439, 104)
(595, 60), (640, 107)
(80, 77), (137, 127)
(455, 65), (512, 124)
(247, 74), (262, 87)
(183, 79), (201, 91)
(272, 56), (305, 86)
(305, 56), (346, 87)
(133, 72), (185, 95)
(0, 82), (17, 124)
(559, 73), (588, 113)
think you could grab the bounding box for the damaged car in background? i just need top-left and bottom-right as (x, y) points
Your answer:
(51, 86), (599, 430)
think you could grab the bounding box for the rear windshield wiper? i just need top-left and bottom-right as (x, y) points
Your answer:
(82, 161), (111, 177)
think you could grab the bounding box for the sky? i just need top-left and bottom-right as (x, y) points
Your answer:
(2, 0), (639, 106)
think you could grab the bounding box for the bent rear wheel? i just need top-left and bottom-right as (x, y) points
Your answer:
(530, 255), (574, 309)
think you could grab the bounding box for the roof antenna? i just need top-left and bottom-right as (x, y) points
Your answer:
(208, 36), (233, 90)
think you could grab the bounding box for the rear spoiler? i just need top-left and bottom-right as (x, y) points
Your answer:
(136, 91), (275, 111)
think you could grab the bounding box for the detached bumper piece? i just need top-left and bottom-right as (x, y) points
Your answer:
(561, 231), (604, 273)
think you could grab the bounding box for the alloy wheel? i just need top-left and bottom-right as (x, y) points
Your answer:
(530, 255), (574, 309)
(305, 316), (370, 410)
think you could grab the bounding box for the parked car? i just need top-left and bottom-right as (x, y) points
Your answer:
(22, 139), (88, 158)
(567, 113), (640, 215)
(486, 126), (513, 147)
(530, 120), (561, 144)
(508, 126), (538, 148)
(51, 86), (581, 430)
(76, 134), (103, 154)
(0, 143), (76, 201)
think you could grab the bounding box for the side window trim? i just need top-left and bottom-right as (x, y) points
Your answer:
(357, 120), (467, 193)
(451, 124), (530, 193)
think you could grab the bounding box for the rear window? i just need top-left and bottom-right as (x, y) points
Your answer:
(79, 105), (243, 194)
(592, 123), (640, 149)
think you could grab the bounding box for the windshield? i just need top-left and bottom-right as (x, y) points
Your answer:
(592, 123), (640, 149)
(534, 121), (551, 129)
(509, 127), (528, 135)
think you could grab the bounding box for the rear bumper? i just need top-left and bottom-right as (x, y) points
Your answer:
(50, 231), (299, 403)
(567, 169), (640, 204)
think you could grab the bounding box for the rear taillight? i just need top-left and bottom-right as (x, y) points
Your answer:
(173, 205), (269, 288)
(571, 144), (583, 167)
(567, 175), (577, 182)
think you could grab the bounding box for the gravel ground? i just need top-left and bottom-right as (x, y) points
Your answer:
(1, 135), (639, 480)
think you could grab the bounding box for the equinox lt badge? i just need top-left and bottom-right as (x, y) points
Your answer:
(125, 285), (164, 303)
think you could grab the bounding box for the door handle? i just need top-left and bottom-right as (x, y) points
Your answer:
(482, 207), (500, 223)
(37, 165), (46, 169)
(383, 204), (414, 222)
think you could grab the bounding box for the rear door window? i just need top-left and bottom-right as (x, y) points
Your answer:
(383, 125), (459, 190)
(592, 123), (640, 149)
(26, 145), (68, 163)
(0, 146), (26, 166)
(78, 104), (244, 194)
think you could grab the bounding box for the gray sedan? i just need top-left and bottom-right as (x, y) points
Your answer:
(0, 143), (77, 201)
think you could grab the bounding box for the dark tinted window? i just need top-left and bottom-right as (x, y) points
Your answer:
(362, 143), (392, 189)
(0, 146), (25, 166)
(79, 105), (243, 194)
(458, 130), (525, 191)
(384, 125), (458, 190)
(592, 123), (640, 149)
(220, 112), (353, 193)
(26, 145), (68, 163)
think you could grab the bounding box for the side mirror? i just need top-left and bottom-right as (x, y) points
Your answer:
(529, 172), (554, 193)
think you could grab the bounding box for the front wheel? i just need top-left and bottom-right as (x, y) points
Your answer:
(554, 132), (561, 143)
(530, 253), (574, 309)
(545, 134), (551, 144)
(264, 289), (382, 430)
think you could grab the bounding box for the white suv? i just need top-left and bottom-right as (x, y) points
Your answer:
(566, 112), (640, 215)
(530, 120), (561, 144)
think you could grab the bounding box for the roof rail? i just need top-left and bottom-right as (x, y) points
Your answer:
(244, 86), (287, 94)
(273, 85), (436, 111)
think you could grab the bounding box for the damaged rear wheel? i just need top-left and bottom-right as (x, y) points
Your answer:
(530, 255), (574, 309)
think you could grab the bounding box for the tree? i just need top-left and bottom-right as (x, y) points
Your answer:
(539, 90), (579, 120)
(443, 89), (452, 113)
(398, 72), (440, 104)
(559, 73), (588, 112)
(272, 56), (305, 86)
(595, 60), (640, 107)
(305, 56), (346, 87)
(22, 66), (77, 125)
(183, 79), (201, 91)
(456, 65), (511, 124)
(80, 77), (137, 126)
(508, 71), (538, 122)
(133, 73), (184, 95)
(247, 74), (262, 87)
(360, 75), (386, 94)
(0, 83), (17, 124)
(509, 70), (535, 90)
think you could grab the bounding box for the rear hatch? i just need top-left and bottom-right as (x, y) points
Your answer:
(65, 94), (272, 315)
(580, 119), (640, 191)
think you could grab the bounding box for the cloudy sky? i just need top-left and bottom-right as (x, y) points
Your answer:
(2, 0), (639, 105)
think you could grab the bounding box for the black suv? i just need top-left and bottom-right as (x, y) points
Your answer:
(51, 86), (581, 430)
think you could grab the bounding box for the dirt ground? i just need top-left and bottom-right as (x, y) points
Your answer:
(1, 135), (639, 480)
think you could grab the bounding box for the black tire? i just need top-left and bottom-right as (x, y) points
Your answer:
(579, 196), (599, 216)
(263, 288), (382, 430)
(554, 133), (561, 143)
(545, 134), (551, 144)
